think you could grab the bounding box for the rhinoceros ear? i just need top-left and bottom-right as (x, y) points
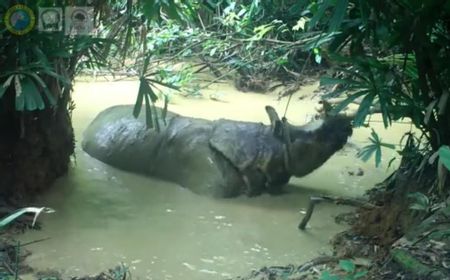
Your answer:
(265, 106), (283, 138)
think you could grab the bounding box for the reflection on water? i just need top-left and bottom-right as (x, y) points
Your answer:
(19, 80), (408, 279)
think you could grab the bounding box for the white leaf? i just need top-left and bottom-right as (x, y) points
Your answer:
(293, 17), (308, 31)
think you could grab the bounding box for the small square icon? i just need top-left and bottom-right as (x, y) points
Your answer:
(38, 7), (63, 32)
(65, 6), (94, 36)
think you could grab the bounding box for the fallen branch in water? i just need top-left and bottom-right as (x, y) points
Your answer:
(296, 255), (338, 273)
(298, 195), (378, 230)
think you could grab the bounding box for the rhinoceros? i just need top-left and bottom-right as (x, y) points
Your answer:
(82, 105), (352, 197)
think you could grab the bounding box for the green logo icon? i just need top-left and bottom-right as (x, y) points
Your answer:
(4, 4), (36, 35)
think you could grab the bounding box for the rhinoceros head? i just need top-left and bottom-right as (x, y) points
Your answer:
(265, 105), (353, 177)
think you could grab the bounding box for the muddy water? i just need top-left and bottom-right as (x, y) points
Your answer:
(19, 80), (409, 279)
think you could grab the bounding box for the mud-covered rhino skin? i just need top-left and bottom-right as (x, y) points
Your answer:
(82, 105), (352, 197)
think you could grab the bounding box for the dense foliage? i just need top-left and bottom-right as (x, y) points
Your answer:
(307, 0), (450, 197)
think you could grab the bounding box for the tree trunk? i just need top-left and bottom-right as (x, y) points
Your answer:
(0, 93), (74, 201)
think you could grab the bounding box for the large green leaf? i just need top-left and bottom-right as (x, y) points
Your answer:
(142, 0), (158, 20)
(146, 78), (181, 91)
(358, 0), (370, 25)
(27, 73), (57, 106)
(164, 0), (182, 21)
(133, 78), (146, 118)
(353, 92), (375, 126)
(330, 90), (367, 115)
(328, 0), (348, 32)
(407, 192), (430, 211)
(22, 77), (45, 111)
(439, 146), (450, 171)
(308, 0), (332, 30)
(301, 32), (338, 51)
(152, 103), (161, 132)
(145, 80), (158, 103)
(0, 207), (55, 228)
(144, 92), (154, 129)
(339, 259), (355, 273)
(32, 46), (51, 69)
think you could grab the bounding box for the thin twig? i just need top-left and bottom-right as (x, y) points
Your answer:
(20, 237), (51, 247)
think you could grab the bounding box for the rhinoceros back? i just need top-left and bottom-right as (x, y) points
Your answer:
(82, 105), (170, 173)
(82, 105), (245, 197)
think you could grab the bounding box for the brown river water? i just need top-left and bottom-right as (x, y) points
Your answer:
(19, 80), (410, 279)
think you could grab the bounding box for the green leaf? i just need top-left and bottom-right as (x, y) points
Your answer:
(320, 271), (339, 280)
(330, 90), (367, 115)
(375, 144), (382, 167)
(164, 0), (181, 21)
(142, 55), (151, 76)
(309, 0), (332, 30)
(438, 145), (450, 171)
(152, 103), (160, 132)
(409, 203), (429, 211)
(380, 142), (396, 149)
(0, 85), (7, 99)
(0, 75), (14, 99)
(252, 23), (275, 40)
(354, 270), (368, 279)
(407, 192), (430, 211)
(328, 0), (348, 32)
(388, 157), (397, 169)
(27, 73), (57, 106)
(0, 207), (55, 228)
(133, 78), (146, 118)
(162, 94), (168, 125)
(145, 80), (158, 103)
(301, 32), (337, 51)
(353, 93), (375, 126)
(22, 79), (40, 111)
(144, 92), (154, 129)
(146, 78), (181, 91)
(339, 259), (355, 273)
(32, 46), (51, 69)
(358, 0), (370, 24)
